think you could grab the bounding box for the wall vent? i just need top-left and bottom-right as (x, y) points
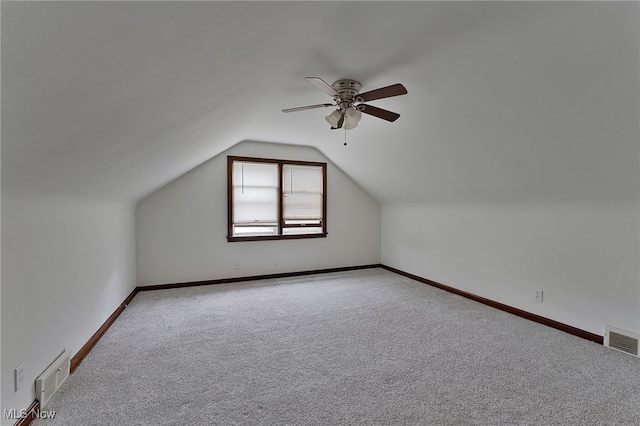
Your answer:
(604, 326), (639, 357)
(35, 349), (71, 407)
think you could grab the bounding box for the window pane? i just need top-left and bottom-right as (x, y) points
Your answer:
(233, 224), (278, 236)
(283, 165), (323, 221)
(232, 161), (278, 235)
(282, 227), (323, 235)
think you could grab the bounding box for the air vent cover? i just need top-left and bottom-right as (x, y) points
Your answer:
(35, 349), (71, 407)
(604, 326), (639, 357)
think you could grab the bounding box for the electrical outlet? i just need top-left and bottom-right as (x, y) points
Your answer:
(534, 290), (544, 302)
(234, 260), (240, 270)
(15, 363), (24, 392)
(273, 257), (279, 265)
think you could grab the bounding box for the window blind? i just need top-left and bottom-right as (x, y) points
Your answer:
(232, 161), (278, 226)
(282, 164), (323, 223)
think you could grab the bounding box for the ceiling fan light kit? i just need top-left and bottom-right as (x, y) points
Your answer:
(325, 110), (343, 127)
(345, 106), (362, 122)
(343, 107), (361, 130)
(283, 77), (407, 131)
(343, 121), (358, 130)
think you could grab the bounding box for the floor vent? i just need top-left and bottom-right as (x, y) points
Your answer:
(604, 326), (639, 357)
(36, 349), (71, 407)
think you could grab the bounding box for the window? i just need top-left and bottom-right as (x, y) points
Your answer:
(227, 156), (327, 241)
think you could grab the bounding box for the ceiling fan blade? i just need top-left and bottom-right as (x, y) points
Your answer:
(356, 83), (407, 102)
(305, 77), (339, 97)
(360, 104), (401, 122)
(282, 103), (334, 113)
(331, 113), (345, 130)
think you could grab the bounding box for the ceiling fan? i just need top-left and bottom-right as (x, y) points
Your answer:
(283, 77), (408, 130)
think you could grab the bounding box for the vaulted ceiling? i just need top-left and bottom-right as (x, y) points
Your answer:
(3, 2), (638, 205)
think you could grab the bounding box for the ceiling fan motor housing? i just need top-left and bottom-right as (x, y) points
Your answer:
(331, 79), (361, 102)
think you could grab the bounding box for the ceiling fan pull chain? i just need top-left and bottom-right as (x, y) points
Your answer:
(344, 128), (347, 146)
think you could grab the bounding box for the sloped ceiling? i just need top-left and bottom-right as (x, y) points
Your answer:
(3, 2), (638, 204)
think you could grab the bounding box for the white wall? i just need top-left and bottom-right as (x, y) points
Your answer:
(1, 193), (136, 423)
(381, 1), (640, 339)
(382, 200), (640, 336)
(136, 141), (381, 286)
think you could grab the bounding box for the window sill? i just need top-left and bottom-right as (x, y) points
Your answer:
(227, 233), (327, 242)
